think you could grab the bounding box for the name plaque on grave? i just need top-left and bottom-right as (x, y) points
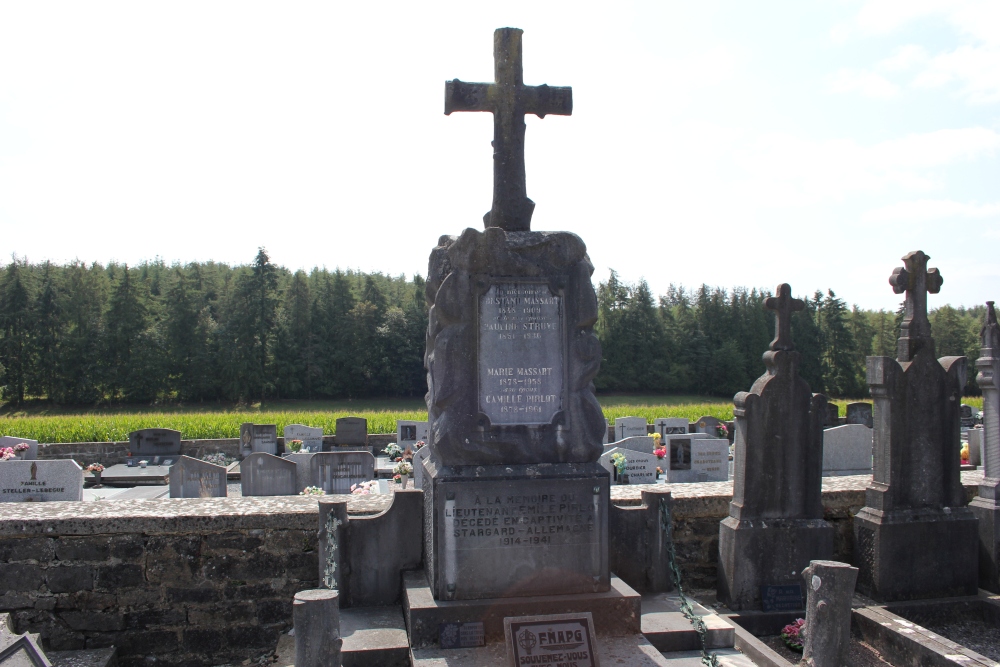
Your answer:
(503, 612), (598, 667)
(479, 282), (563, 425)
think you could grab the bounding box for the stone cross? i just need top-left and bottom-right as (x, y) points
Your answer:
(445, 27), (572, 232)
(889, 250), (942, 362)
(765, 283), (804, 352)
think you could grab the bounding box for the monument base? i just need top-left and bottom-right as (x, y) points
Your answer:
(423, 455), (609, 601)
(402, 570), (639, 649)
(970, 497), (1000, 594)
(717, 516), (834, 611)
(854, 506), (979, 601)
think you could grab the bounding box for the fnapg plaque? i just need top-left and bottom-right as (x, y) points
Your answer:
(479, 282), (564, 426)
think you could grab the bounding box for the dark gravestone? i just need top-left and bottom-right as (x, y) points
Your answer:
(823, 403), (840, 428)
(971, 301), (1000, 593)
(240, 423), (277, 456)
(335, 417), (367, 447)
(718, 284), (833, 610)
(169, 456), (227, 498)
(854, 251), (977, 601)
(308, 452), (376, 495)
(128, 428), (181, 465)
(240, 452), (298, 496)
(422, 28), (608, 602)
(845, 402), (873, 428)
(960, 404), (975, 428)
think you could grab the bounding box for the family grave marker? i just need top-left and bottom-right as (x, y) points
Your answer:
(309, 452), (376, 495)
(240, 423), (278, 456)
(128, 428), (181, 465)
(240, 452), (297, 496)
(654, 418), (688, 437)
(614, 417), (647, 440)
(599, 447), (657, 484)
(335, 417), (367, 447)
(284, 425), (323, 453)
(665, 437), (729, 483)
(168, 456), (227, 498)
(845, 402), (873, 428)
(0, 436), (38, 460)
(396, 420), (429, 449)
(822, 425), (872, 476)
(0, 460), (83, 502)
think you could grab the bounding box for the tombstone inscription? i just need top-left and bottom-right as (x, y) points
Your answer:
(422, 28), (608, 602)
(284, 425), (323, 453)
(309, 452), (376, 495)
(614, 417), (647, 441)
(599, 447), (656, 484)
(128, 428), (181, 465)
(240, 423), (278, 456)
(0, 460), (83, 502)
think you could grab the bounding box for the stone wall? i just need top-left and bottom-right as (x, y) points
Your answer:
(0, 472), (984, 667)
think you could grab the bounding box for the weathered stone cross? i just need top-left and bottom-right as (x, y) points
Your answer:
(889, 250), (942, 361)
(765, 283), (804, 352)
(445, 28), (572, 232)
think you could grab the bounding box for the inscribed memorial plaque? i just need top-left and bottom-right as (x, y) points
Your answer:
(504, 612), (598, 667)
(0, 460), (83, 502)
(284, 424), (323, 453)
(479, 282), (563, 425)
(128, 429), (182, 460)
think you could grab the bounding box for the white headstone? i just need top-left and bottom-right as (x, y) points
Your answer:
(968, 428), (983, 467)
(614, 417), (648, 441)
(396, 420), (430, 449)
(168, 456), (227, 498)
(413, 446), (433, 490)
(607, 436), (655, 455)
(284, 424), (324, 453)
(309, 452), (376, 495)
(599, 447), (657, 484)
(665, 437), (730, 483)
(822, 424), (873, 476)
(654, 418), (689, 437)
(0, 436), (38, 460)
(0, 460), (83, 502)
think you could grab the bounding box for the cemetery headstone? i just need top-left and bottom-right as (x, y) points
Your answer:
(614, 417), (648, 441)
(423, 28), (608, 601)
(971, 301), (1000, 593)
(607, 436), (655, 455)
(0, 436), (38, 460)
(845, 402), (873, 428)
(128, 428), (181, 465)
(335, 417), (367, 447)
(718, 284), (833, 610)
(854, 251), (977, 601)
(665, 437), (729, 483)
(396, 420), (429, 449)
(283, 452), (316, 493)
(240, 453), (297, 496)
(412, 445), (433, 490)
(284, 424), (323, 453)
(309, 452), (376, 495)
(168, 456), (227, 498)
(961, 404), (975, 428)
(821, 425), (873, 476)
(691, 416), (723, 436)
(654, 418), (688, 437)
(599, 447), (657, 484)
(0, 460), (83, 502)
(823, 403), (840, 428)
(240, 423), (278, 456)
(968, 427), (983, 467)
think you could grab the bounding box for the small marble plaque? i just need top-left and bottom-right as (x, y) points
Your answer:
(169, 456), (227, 498)
(0, 460), (83, 502)
(240, 453), (297, 496)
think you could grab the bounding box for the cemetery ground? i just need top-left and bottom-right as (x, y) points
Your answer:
(1, 394), (977, 443)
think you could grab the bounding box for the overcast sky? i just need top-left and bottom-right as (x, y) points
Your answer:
(1, 1), (997, 310)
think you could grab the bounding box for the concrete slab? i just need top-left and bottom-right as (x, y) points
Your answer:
(658, 649), (754, 666)
(82, 487), (129, 501)
(96, 463), (169, 486)
(112, 486), (170, 500)
(340, 606), (410, 667)
(641, 593), (736, 652)
(412, 635), (674, 666)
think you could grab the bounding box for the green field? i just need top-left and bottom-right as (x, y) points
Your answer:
(0, 394), (983, 443)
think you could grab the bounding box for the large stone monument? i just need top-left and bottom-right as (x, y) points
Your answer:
(853, 251), (978, 600)
(971, 301), (1000, 593)
(718, 284), (833, 610)
(422, 27), (609, 601)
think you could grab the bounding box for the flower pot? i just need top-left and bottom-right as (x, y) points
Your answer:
(401, 474), (410, 489)
(92, 471), (102, 488)
(617, 473), (629, 485)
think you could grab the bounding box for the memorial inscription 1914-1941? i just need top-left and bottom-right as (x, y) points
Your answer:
(479, 281), (563, 425)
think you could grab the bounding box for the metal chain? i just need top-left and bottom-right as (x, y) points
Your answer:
(660, 497), (720, 667)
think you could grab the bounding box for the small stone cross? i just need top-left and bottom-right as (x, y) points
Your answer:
(765, 283), (804, 351)
(445, 28), (572, 232)
(889, 250), (942, 361)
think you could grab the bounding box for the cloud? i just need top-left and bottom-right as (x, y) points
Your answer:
(861, 199), (1000, 222)
(827, 69), (900, 98)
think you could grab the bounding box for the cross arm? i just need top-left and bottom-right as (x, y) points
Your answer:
(521, 84), (573, 118)
(444, 80), (493, 115)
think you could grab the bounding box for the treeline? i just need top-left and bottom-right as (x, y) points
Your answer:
(0, 255), (987, 405)
(595, 271), (986, 398)
(0, 250), (427, 404)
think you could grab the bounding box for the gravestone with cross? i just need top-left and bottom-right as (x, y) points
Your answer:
(970, 302), (1000, 592)
(718, 283), (833, 610)
(422, 27), (609, 602)
(854, 251), (977, 601)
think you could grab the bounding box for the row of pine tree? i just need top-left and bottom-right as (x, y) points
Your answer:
(0, 253), (986, 405)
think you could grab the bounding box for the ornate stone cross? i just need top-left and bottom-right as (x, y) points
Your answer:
(765, 283), (804, 352)
(445, 28), (572, 232)
(889, 250), (943, 362)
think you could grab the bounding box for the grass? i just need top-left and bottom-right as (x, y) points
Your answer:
(0, 394), (984, 443)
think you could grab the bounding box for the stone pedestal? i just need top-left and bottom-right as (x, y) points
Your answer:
(801, 560), (858, 667)
(718, 518), (833, 610)
(423, 454), (609, 601)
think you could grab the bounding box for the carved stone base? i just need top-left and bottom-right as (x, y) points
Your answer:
(970, 497), (1000, 594)
(854, 506), (979, 601)
(423, 453), (609, 601)
(717, 516), (833, 611)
